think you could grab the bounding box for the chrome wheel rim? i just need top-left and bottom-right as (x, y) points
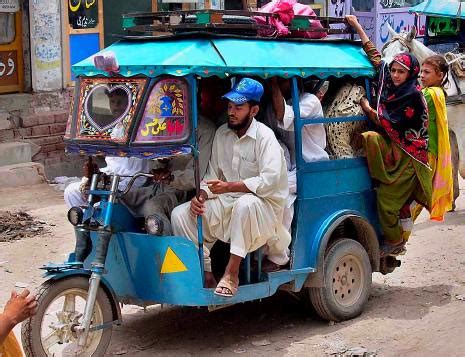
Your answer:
(40, 288), (104, 357)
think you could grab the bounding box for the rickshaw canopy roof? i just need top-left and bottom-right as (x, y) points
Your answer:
(409, 1), (465, 19)
(72, 36), (375, 79)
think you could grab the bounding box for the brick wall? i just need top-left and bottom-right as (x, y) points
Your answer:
(0, 89), (85, 178)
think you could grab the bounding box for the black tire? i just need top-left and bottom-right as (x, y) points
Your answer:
(21, 276), (113, 357)
(309, 239), (372, 322)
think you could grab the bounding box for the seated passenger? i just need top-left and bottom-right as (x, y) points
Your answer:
(270, 77), (329, 164)
(171, 78), (291, 297)
(199, 77), (230, 128)
(122, 117), (216, 236)
(65, 87), (148, 208)
(64, 156), (149, 208)
(324, 82), (367, 159)
(265, 77), (328, 242)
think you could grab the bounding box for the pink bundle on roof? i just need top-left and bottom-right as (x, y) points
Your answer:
(253, 0), (327, 39)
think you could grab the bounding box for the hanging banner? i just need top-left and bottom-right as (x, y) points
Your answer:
(0, 0), (20, 12)
(68, 0), (98, 29)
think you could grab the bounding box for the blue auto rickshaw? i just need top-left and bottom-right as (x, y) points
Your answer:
(21, 11), (398, 356)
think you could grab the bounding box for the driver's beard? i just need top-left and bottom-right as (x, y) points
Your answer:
(227, 111), (252, 131)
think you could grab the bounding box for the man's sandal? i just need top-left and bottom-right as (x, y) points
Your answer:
(214, 277), (238, 297)
(261, 258), (288, 273)
(250, 258), (289, 273)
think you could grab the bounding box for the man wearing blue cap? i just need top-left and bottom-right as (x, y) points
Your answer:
(172, 78), (290, 297)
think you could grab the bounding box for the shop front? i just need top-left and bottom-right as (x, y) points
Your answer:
(0, 0), (23, 94)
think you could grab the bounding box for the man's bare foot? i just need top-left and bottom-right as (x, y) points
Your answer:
(204, 271), (217, 288)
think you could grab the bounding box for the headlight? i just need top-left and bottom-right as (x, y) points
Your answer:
(145, 214), (163, 236)
(68, 207), (84, 226)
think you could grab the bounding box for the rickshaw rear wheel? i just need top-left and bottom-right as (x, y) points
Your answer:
(21, 276), (113, 357)
(308, 239), (372, 322)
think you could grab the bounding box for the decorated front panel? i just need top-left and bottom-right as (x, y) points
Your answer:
(76, 77), (147, 142)
(134, 77), (190, 144)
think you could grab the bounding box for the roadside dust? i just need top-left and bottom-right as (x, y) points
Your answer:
(1, 182), (464, 356)
(0, 210), (47, 242)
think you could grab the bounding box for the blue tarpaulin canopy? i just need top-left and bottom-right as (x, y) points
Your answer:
(72, 36), (375, 79)
(409, 0), (465, 19)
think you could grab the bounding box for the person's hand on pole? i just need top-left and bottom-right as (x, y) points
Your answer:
(190, 190), (208, 216)
(345, 15), (370, 44)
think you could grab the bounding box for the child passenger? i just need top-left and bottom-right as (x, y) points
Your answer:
(347, 15), (432, 257)
(400, 55), (455, 241)
(419, 55), (454, 220)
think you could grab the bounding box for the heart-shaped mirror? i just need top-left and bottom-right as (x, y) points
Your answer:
(84, 84), (132, 132)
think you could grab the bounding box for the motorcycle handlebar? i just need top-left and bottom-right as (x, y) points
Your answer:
(120, 173), (155, 196)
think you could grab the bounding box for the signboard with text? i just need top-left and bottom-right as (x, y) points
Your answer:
(0, 0), (19, 12)
(0, 50), (18, 87)
(68, 0), (98, 29)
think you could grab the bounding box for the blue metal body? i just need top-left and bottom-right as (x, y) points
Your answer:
(45, 136), (379, 307)
(44, 154), (377, 307)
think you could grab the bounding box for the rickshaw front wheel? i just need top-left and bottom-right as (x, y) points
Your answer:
(308, 239), (372, 322)
(21, 276), (113, 357)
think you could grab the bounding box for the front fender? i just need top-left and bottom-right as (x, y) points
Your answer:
(44, 269), (122, 323)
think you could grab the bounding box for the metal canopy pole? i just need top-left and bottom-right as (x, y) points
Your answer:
(291, 77), (303, 193)
(189, 75), (205, 285)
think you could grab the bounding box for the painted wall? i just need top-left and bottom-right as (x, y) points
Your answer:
(327, 0), (351, 39)
(344, 0), (427, 50)
(374, 8), (426, 50)
(29, 0), (62, 91)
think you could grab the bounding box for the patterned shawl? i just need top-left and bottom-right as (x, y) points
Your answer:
(377, 53), (429, 166)
(425, 87), (453, 221)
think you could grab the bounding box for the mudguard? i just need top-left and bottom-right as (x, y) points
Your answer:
(305, 210), (380, 288)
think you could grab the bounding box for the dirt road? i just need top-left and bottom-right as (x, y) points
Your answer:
(1, 182), (464, 356)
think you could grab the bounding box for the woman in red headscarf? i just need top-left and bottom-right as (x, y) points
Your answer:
(347, 15), (432, 257)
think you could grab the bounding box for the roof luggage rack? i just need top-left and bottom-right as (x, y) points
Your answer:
(121, 10), (354, 39)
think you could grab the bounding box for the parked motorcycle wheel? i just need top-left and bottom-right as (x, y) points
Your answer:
(308, 239), (372, 322)
(21, 276), (113, 357)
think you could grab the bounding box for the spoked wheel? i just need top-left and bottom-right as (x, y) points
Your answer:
(308, 239), (372, 322)
(21, 276), (113, 357)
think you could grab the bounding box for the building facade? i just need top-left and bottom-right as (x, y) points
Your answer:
(3, 0), (422, 178)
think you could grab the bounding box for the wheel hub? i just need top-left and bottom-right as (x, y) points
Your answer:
(340, 275), (348, 285)
(331, 254), (364, 307)
(49, 311), (82, 344)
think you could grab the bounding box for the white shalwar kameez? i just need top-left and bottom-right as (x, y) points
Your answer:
(64, 157), (149, 208)
(171, 119), (291, 272)
(277, 93), (329, 232)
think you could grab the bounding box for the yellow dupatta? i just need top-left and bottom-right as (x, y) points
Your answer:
(426, 87), (453, 221)
(0, 331), (23, 357)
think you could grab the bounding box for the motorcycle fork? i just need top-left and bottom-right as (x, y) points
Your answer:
(77, 175), (120, 348)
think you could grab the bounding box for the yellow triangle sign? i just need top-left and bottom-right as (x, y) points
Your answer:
(160, 247), (188, 274)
